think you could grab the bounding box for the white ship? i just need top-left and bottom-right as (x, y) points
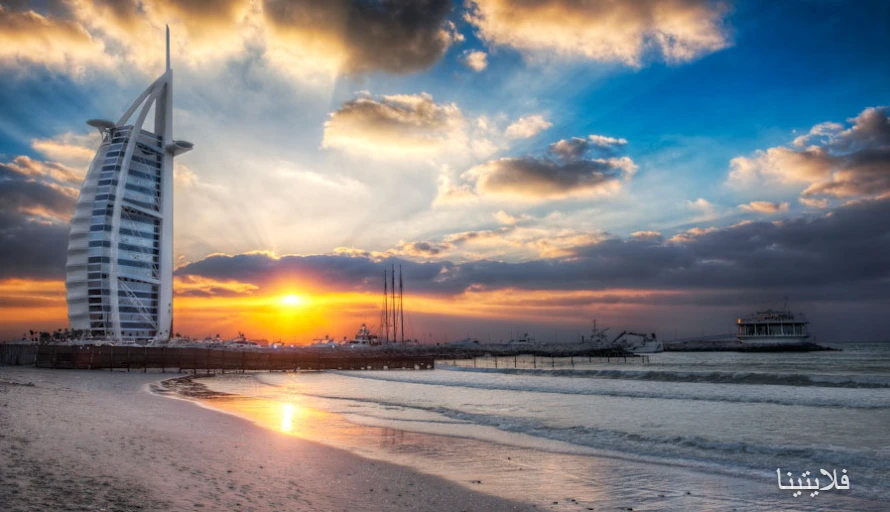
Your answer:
(613, 331), (663, 353)
(736, 308), (810, 345)
(586, 321), (663, 353)
(346, 323), (380, 348)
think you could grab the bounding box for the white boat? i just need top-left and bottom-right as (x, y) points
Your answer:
(736, 308), (810, 345)
(612, 331), (663, 353)
(586, 320), (611, 347)
(506, 332), (537, 345)
(346, 323), (380, 348)
(310, 335), (340, 348)
(585, 321), (662, 353)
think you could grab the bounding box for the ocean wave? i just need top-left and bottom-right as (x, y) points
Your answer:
(268, 387), (890, 478)
(317, 371), (890, 409)
(446, 366), (890, 389)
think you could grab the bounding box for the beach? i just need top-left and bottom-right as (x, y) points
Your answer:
(0, 366), (532, 512)
(2, 344), (888, 511)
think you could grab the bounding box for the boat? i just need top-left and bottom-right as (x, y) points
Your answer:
(585, 321), (662, 353)
(612, 331), (663, 353)
(310, 335), (340, 348)
(586, 320), (611, 346)
(506, 333), (537, 345)
(736, 307), (810, 345)
(346, 323), (380, 348)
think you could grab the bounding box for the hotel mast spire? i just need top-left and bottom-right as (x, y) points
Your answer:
(166, 25), (170, 71)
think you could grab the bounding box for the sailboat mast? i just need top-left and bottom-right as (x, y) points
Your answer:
(399, 265), (404, 343)
(391, 264), (397, 343)
(383, 270), (388, 342)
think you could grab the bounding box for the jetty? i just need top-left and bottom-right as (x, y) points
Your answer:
(0, 342), (644, 372)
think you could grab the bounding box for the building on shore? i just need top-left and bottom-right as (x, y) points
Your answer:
(65, 28), (192, 343)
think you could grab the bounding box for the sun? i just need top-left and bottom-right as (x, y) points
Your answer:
(279, 294), (307, 307)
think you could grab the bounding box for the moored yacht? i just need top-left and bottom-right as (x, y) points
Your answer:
(346, 323), (380, 347)
(736, 308), (810, 345)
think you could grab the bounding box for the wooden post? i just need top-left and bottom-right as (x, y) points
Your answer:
(533, 355), (536, 369)
(514, 355), (517, 368)
(110, 345), (114, 371)
(494, 357), (498, 369)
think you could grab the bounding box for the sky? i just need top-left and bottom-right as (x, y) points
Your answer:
(1, 0), (889, 343)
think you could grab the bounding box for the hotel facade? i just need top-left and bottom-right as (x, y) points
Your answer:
(66, 29), (192, 343)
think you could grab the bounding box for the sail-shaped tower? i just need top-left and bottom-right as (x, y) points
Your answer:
(66, 28), (192, 343)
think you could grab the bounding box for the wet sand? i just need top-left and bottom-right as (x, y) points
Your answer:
(0, 367), (533, 512)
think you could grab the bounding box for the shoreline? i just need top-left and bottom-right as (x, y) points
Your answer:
(0, 366), (534, 512)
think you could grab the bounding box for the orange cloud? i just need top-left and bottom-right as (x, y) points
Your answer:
(738, 201), (789, 214)
(0, 5), (107, 74)
(465, 0), (731, 66)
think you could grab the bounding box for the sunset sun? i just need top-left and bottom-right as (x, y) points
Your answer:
(279, 294), (307, 307)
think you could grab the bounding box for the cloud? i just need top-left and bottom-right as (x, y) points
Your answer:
(0, 5), (108, 74)
(504, 114), (552, 139)
(322, 92), (464, 157)
(630, 230), (662, 240)
(175, 196), (890, 299)
(1, 0), (459, 81)
(173, 275), (260, 297)
(799, 197), (829, 209)
(460, 131), (636, 200)
(433, 173), (477, 205)
(466, 155), (636, 200)
(461, 49), (488, 71)
(549, 134), (628, 160)
(685, 197), (720, 222)
(465, 0), (731, 66)
(0, 156), (79, 279)
(31, 131), (99, 168)
(729, 106), (890, 199)
(494, 210), (530, 226)
(263, 0), (458, 76)
(738, 201), (789, 214)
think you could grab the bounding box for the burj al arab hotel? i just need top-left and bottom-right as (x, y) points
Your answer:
(66, 28), (192, 343)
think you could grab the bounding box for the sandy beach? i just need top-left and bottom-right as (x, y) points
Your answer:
(0, 367), (533, 512)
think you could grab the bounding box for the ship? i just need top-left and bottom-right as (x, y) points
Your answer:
(345, 323), (379, 348)
(587, 320), (663, 353)
(736, 307), (810, 346)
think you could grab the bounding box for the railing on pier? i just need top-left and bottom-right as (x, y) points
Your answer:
(0, 344), (435, 372)
(438, 353), (649, 369)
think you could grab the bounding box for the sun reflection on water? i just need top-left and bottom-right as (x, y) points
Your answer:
(281, 403), (295, 432)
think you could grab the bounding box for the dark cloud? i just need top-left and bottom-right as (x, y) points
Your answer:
(177, 197), (890, 301)
(466, 155), (636, 200)
(264, 0), (456, 74)
(549, 135), (628, 161)
(463, 132), (636, 199)
(0, 158), (77, 279)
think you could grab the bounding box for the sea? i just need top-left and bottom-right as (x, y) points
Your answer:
(182, 342), (890, 511)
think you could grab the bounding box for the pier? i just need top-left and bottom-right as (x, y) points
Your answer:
(0, 344), (436, 372)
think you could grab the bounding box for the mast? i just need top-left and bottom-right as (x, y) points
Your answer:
(399, 265), (404, 343)
(383, 269), (388, 342)
(391, 264), (397, 343)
